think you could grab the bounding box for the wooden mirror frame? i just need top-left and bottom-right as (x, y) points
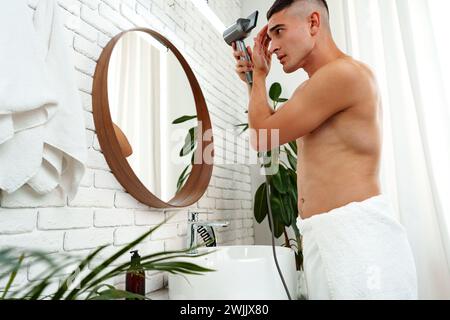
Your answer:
(92, 28), (214, 208)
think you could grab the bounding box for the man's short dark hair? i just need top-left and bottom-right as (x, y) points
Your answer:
(267, 0), (329, 20)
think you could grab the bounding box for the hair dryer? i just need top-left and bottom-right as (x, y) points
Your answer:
(223, 11), (259, 85)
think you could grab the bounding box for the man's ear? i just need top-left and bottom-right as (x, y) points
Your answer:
(309, 12), (321, 35)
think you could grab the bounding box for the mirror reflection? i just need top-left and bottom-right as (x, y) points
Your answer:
(108, 31), (198, 202)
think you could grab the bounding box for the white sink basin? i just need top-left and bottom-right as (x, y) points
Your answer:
(168, 245), (297, 300)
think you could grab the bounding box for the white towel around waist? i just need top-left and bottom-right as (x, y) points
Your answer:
(297, 194), (418, 300)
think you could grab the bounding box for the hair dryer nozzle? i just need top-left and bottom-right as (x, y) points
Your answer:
(223, 11), (259, 45)
(223, 11), (259, 85)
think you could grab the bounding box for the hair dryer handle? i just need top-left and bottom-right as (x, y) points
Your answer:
(236, 40), (253, 85)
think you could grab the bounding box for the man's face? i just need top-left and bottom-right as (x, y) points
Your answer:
(267, 8), (315, 73)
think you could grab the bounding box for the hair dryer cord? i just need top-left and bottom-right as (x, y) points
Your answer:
(265, 173), (293, 300)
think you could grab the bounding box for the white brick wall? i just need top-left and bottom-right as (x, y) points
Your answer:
(0, 0), (255, 296)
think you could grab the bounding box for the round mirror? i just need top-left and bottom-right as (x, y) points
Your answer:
(93, 28), (214, 208)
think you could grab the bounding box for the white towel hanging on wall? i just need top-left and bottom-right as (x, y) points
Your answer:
(0, 0), (87, 200)
(27, 0), (87, 199)
(0, 0), (57, 191)
(0, 0), (59, 143)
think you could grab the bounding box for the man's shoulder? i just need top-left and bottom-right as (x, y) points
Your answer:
(318, 57), (375, 82)
(294, 57), (372, 91)
(334, 57), (378, 88)
(318, 57), (379, 100)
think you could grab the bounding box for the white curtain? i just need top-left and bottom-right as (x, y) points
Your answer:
(109, 32), (162, 196)
(333, 0), (450, 299)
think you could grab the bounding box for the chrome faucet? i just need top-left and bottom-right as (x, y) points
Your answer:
(187, 211), (229, 254)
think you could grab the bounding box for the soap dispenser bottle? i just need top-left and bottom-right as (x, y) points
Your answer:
(126, 250), (146, 299)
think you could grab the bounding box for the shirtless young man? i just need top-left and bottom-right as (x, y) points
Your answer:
(233, 0), (417, 299)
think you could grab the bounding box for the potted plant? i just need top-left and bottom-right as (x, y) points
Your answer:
(0, 220), (214, 300)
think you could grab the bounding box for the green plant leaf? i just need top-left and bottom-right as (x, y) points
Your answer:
(1, 254), (24, 299)
(28, 279), (52, 300)
(63, 223), (166, 300)
(81, 248), (215, 293)
(281, 193), (295, 226)
(270, 189), (292, 227)
(239, 125), (249, 135)
(254, 183), (269, 224)
(285, 147), (297, 171)
(267, 207), (285, 239)
(289, 187), (299, 218)
(271, 165), (288, 194)
(176, 165), (191, 192)
(146, 262), (215, 275)
(0, 248), (20, 267)
(286, 170), (299, 216)
(177, 174), (190, 192)
(86, 284), (116, 300)
(180, 127), (198, 157)
(269, 191), (283, 221)
(276, 98), (288, 103)
(89, 288), (148, 301)
(288, 169), (297, 187)
(20, 259), (75, 300)
(52, 245), (107, 300)
(288, 141), (298, 154)
(172, 115), (197, 124)
(269, 83), (282, 102)
(1, 251), (81, 300)
(235, 123), (249, 135)
(268, 170), (296, 232)
(0, 222), (215, 300)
